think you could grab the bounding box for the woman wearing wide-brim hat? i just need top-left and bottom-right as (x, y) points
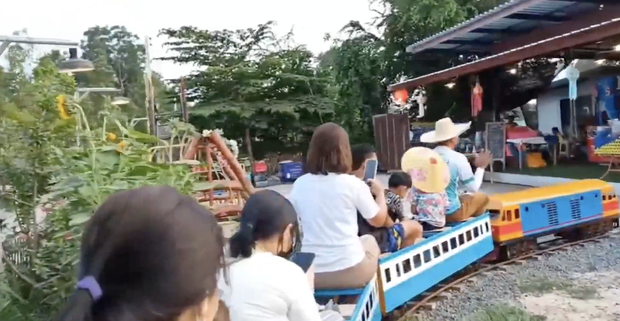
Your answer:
(419, 117), (492, 222)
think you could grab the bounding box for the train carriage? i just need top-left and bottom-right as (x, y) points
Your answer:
(377, 214), (493, 313)
(315, 214), (494, 319)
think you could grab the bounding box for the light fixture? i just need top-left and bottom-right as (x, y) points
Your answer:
(111, 97), (130, 106)
(445, 82), (456, 89)
(58, 48), (94, 74)
(614, 44), (620, 52)
(508, 68), (517, 74)
(595, 59), (607, 65)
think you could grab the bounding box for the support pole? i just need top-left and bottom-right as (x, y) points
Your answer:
(144, 36), (156, 136)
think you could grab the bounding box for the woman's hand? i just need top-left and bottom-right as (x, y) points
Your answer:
(366, 178), (385, 196)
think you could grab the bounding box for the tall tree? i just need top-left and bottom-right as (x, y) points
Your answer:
(77, 26), (171, 122)
(159, 22), (336, 158)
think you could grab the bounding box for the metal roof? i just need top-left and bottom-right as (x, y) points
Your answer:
(406, 0), (608, 55)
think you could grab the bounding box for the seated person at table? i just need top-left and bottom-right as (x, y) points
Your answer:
(289, 124), (388, 290)
(402, 147), (450, 231)
(351, 145), (423, 253)
(219, 190), (326, 321)
(421, 117), (491, 222)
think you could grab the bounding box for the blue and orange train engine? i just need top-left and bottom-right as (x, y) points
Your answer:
(487, 179), (619, 260)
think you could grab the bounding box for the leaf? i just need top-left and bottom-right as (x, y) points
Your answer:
(69, 212), (91, 226)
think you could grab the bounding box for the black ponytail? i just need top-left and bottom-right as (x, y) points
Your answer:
(229, 224), (255, 258)
(54, 290), (95, 321)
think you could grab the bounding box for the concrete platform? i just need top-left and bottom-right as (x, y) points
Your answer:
(260, 173), (528, 197)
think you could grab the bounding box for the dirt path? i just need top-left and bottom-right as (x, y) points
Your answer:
(520, 271), (620, 321)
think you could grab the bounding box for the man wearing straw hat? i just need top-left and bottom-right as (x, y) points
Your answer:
(420, 118), (491, 222)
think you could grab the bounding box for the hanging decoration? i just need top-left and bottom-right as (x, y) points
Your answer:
(471, 79), (483, 118)
(393, 89), (409, 106)
(565, 65), (580, 101)
(413, 88), (427, 118)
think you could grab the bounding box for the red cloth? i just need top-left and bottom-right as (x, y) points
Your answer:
(471, 83), (483, 117)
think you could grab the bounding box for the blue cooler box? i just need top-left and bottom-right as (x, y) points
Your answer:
(279, 161), (303, 182)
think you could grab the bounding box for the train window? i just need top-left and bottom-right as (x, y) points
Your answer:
(402, 258), (412, 273)
(466, 230), (473, 242)
(485, 222), (490, 232)
(384, 268), (392, 283)
(603, 195), (607, 201)
(501, 212), (506, 221)
(423, 250), (432, 263)
(395, 262), (402, 277)
(473, 227), (479, 238)
(515, 209), (521, 219)
(450, 237), (458, 249)
(506, 210), (512, 221)
(442, 241), (450, 253)
(433, 245), (441, 258)
(458, 234), (465, 246)
(413, 254), (422, 268)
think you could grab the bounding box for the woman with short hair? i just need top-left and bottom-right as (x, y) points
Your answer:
(289, 123), (389, 290)
(55, 186), (225, 321)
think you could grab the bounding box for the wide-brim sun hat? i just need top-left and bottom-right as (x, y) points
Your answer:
(401, 147), (450, 193)
(420, 117), (471, 143)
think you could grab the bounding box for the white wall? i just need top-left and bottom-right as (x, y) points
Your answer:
(536, 79), (596, 134)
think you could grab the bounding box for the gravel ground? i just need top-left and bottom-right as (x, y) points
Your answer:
(409, 230), (620, 321)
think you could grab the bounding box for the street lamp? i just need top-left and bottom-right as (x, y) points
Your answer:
(111, 97), (131, 106)
(75, 87), (122, 102)
(58, 48), (94, 74)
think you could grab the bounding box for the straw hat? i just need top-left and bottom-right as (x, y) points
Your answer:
(420, 117), (471, 143)
(401, 147), (450, 193)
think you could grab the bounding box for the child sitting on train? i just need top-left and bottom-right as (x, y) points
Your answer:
(401, 147), (450, 231)
(352, 145), (423, 253)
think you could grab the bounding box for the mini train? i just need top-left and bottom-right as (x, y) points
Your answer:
(315, 179), (620, 321)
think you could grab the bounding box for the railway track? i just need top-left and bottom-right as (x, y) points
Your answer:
(393, 230), (618, 320)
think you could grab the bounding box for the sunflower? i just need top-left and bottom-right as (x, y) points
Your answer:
(106, 132), (118, 141)
(56, 95), (70, 120)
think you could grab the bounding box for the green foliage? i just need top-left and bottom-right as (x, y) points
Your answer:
(0, 40), (195, 320)
(159, 22), (336, 158)
(76, 25), (171, 120)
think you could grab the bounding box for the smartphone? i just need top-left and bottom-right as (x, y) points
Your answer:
(364, 159), (378, 181)
(290, 252), (316, 273)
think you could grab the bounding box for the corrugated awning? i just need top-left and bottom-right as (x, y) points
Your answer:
(405, 0), (609, 55)
(388, 17), (620, 91)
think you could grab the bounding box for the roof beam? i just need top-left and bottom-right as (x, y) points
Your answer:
(443, 39), (497, 46)
(505, 13), (568, 22)
(492, 4), (620, 53)
(388, 17), (620, 91)
(406, 0), (548, 54)
(472, 28), (530, 35)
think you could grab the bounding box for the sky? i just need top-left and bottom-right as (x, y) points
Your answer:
(1, 0), (377, 79)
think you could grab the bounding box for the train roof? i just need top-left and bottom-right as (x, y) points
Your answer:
(488, 179), (614, 207)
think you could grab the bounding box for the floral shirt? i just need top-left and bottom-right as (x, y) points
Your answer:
(407, 189), (449, 228)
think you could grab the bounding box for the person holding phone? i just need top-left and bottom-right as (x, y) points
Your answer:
(289, 123), (389, 290)
(351, 145), (423, 253)
(218, 190), (325, 321)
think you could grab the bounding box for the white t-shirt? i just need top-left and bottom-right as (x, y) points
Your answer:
(289, 173), (380, 273)
(218, 252), (321, 321)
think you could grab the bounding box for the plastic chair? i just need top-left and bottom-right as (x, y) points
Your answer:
(552, 127), (570, 159)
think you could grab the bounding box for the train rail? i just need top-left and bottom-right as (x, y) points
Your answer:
(396, 232), (615, 319)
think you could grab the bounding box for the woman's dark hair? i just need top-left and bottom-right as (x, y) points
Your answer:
(351, 144), (375, 171)
(229, 190), (300, 258)
(56, 186), (225, 321)
(305, 122), (352, 175)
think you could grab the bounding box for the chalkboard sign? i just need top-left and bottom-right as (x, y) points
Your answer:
(484, 122), (506, 178)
